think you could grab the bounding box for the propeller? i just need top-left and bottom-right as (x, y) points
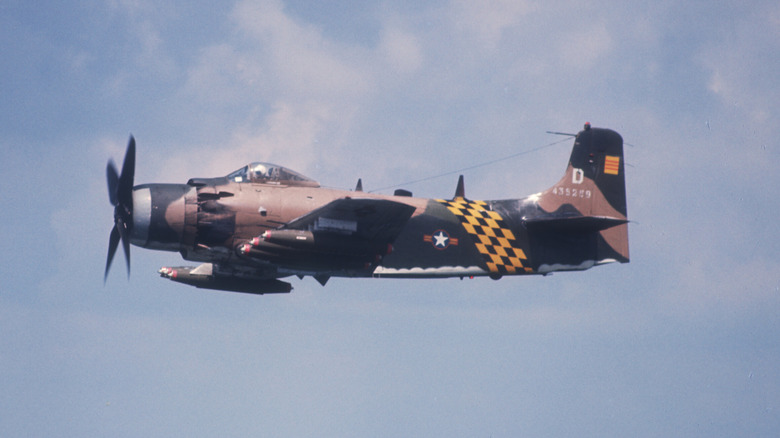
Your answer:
(104, 136), (136, 282)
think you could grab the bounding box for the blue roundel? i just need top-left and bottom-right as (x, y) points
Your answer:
(432, 230), (450, 249)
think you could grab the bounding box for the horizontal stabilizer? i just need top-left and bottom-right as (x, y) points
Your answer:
(524, 216), (628, 233)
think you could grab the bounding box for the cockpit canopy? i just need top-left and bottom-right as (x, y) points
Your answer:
(226, 162), (320, 187)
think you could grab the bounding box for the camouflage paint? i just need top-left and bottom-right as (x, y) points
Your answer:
(110, 125), (629, 294)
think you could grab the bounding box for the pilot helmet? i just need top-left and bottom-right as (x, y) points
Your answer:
(251, 163), (268, 180)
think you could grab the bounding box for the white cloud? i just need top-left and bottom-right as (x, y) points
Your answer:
(230, 0), (372, 99)
(209, 101), (345, 177)
(379, 26), (423, 75)
(183, 44), (249, 106)
(166, 0), (384, 183)
(449, 0), (537, 50)
(700, 3), (780, 125)
(556, 20), (613, 69)
(106, 0), (178, 77)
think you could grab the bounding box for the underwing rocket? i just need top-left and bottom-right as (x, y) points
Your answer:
(104, 123), (629, 294)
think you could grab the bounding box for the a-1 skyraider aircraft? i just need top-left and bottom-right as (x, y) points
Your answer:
(104, 123), (629, 294)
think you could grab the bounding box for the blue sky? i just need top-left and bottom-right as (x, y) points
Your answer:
(2, 0), (779, 436)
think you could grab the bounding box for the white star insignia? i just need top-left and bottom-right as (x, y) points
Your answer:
(433, 231), (449, 247)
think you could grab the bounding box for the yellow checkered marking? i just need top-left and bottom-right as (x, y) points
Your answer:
(437, 198), (531, 274)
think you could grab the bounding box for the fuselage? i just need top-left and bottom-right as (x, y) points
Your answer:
(128, 177), (597, 280)
(122, 126), (629, 289)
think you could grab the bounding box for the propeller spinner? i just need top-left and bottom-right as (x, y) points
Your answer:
(105, 136), (135, 282)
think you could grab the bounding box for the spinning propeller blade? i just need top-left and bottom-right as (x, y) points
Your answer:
(104, 136), (135, 282)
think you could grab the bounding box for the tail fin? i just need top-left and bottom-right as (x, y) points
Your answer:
(531, 123), (629, 265)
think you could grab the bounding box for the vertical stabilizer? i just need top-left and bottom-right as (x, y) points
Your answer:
(533, 123), (629, 264)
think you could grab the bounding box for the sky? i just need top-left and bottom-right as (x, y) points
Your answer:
(1, 0), (779, 436)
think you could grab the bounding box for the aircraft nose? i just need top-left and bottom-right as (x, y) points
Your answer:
(130, 184), (193, 251)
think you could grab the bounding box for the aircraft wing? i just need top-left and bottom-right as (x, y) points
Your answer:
(282, 198), (417, 243)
